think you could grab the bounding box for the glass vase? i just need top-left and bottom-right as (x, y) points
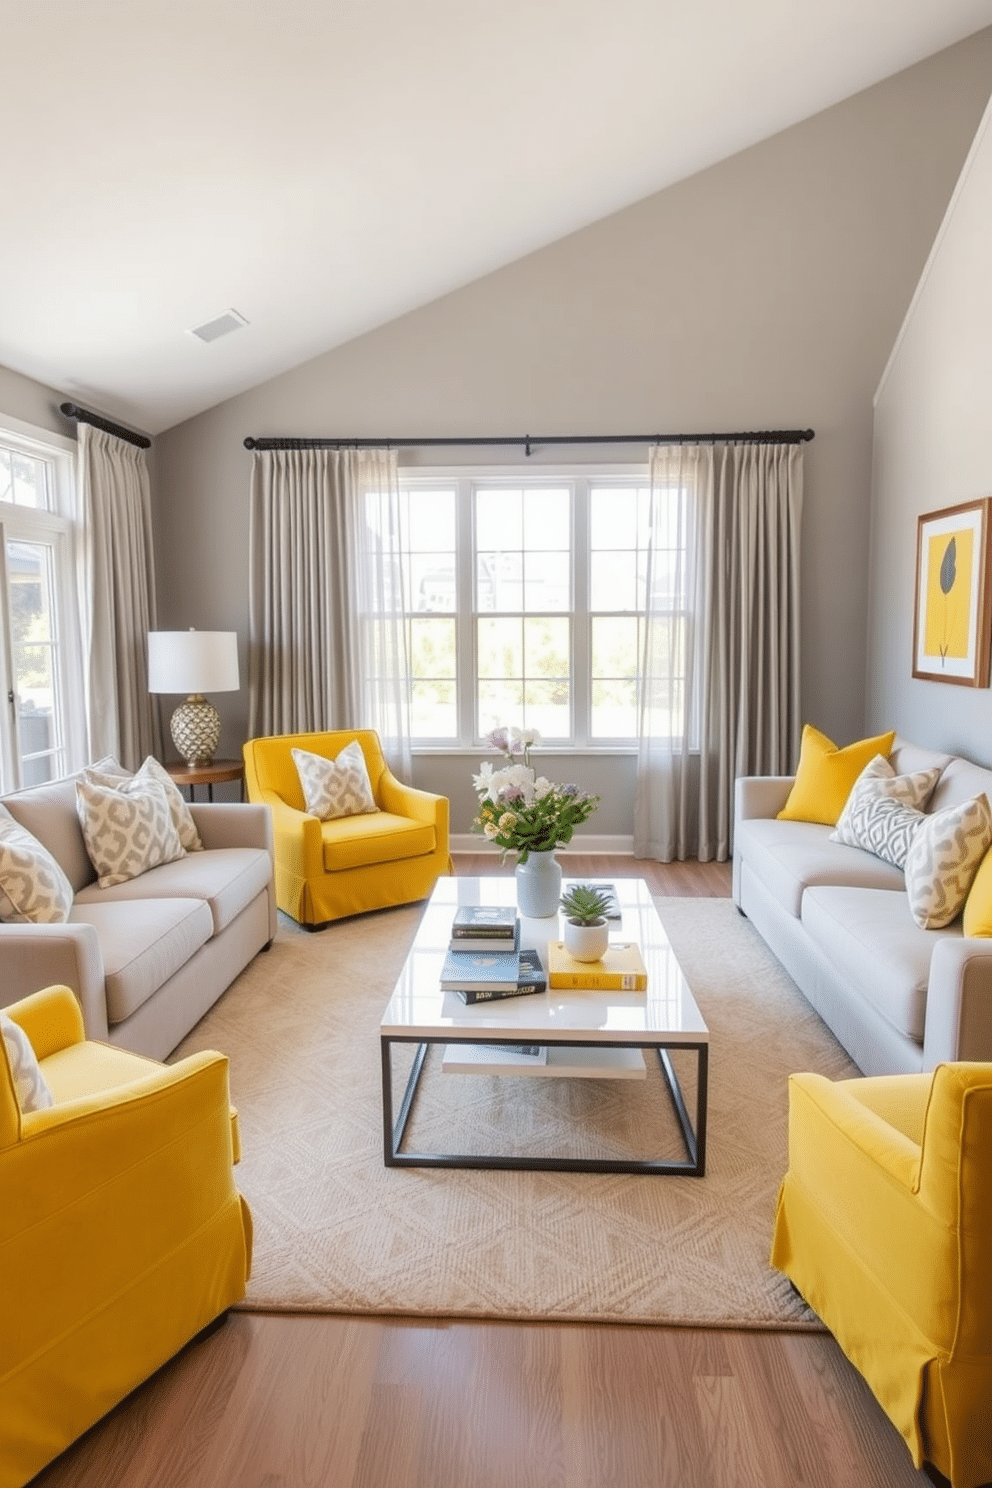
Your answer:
(514, 848), (562, 919)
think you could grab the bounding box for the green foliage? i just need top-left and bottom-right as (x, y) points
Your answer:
(559, 883), (613, 925)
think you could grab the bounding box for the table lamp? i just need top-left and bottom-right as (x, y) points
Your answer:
(147, 629), (240, 767)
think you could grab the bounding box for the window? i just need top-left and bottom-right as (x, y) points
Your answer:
(397, 466), (688, 748)
(0, 419), (84, 790)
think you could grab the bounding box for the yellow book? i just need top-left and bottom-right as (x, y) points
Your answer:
(547, 940), (648, 991)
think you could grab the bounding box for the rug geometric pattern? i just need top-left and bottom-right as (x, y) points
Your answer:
(172, 894), (859, 1328)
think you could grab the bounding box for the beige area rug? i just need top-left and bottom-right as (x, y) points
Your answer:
(173, 894), (858, 1329)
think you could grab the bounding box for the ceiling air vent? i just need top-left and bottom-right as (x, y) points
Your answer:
(188, 309), (249, 344)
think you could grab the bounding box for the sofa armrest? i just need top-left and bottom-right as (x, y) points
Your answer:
(734, 774), (794, 822)
(189, 801), (274, 853)
(923, 938), (992, 1066)
(0, 923), (109, 1041)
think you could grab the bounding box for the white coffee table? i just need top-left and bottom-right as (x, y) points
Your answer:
(380, 876), (710, 1175)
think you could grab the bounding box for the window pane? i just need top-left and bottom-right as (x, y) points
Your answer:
(591, 616), (639, 739)
(523, 488), (569, 549)
(405, 488), (455, 550)
(525, 550), (569, 611)
(0, 448), (50, 510)
(523, 616), (569, 679)
(590, 551), (639, 611)
(412, 554), (456, 612)
(592, 678), (637, 738)
(477, 616), (522, 678)
(8, 539), (62, 784)
(478, 681), (523, 737)
(476, 488), (522, 549)
(477, 551), (522, 612)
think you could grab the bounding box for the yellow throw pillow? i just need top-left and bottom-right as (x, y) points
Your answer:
(777, 725), (896, 826)
(963, 845), (992, 936)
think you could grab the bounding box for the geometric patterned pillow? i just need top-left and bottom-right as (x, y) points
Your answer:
(75, 775), (186, 889)
(831, 754), (940, 838)
(292, 740), (378, 820)
(832, 793), (925, 868)
(84, 755), (203, 852)
(0, 804), (74, 923)
(904, 793), (992, 929)
(0, 1008), (54, 1112)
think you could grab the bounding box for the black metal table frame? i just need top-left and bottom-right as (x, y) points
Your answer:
(381, 1032), (709, 1176)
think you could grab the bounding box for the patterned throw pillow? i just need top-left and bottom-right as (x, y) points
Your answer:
(1, 1009), (54, 1113)
(830, 755), (941, 867)
(904, 794), (992, 929)
(85, 755), (203, 852)
(292, 741), (378, 820)
(0, 805), (73, 923)
(76, 775), (186, 888)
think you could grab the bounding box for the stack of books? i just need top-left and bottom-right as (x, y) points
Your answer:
(441, 905), (547, 1003)
(448, 904), (520, 951)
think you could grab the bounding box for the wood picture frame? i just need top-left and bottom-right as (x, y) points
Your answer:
(912, 497), (992, 687)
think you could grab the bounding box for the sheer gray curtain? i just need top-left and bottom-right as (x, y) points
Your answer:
(248, 447), (412, 775)
(78, 423), (162, 768)
(634, 440), (804, 862)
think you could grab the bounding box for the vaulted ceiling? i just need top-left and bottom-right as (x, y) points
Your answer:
(4, 0), (992, 435)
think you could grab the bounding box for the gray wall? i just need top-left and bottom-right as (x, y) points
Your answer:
(133, 34), (992, 830)
(868, 94), (992, 765)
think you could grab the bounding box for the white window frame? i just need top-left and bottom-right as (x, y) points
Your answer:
(399, 463), (662, 752)
(0, 415), (85, 791)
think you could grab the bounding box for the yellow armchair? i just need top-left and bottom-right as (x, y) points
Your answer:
(0, 985), (252, 1488)
(771, 1062), (992, 1488)
(243, 728), (451, 927)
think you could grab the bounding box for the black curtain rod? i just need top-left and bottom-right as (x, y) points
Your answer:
(59, 402), (151, 450)
(244, 428), (814, 455)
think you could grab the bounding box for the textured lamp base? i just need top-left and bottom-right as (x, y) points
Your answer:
(170, 694), (220, 767)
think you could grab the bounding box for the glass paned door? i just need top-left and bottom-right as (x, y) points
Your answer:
(0, 534), (67, 788)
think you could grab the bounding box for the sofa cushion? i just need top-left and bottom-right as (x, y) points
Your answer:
(927, 755), (992, 815)
(2, 777), (94, 892)
(801, 886), (949, 1043)
(74, 847), (271, 936)
(0, 805), (74, 924)
(321, 811), (436, 872)
(777, 725), (895, 826)
(734, 816), (905, 919)
(904, 794), (992, 930)
(70, 898), (213, 1025)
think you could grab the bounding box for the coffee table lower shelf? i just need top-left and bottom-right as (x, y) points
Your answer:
(380, 1033), (708, 1176)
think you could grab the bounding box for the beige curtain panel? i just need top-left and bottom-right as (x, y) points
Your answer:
(78, 423), (162, 769)
(634, 440), (804, 862)
(248, 447), (412, 775)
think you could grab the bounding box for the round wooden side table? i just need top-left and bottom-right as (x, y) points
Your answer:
(164, 758), (245, 802)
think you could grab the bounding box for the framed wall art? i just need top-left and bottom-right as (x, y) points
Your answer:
(912, 497), (992, 687)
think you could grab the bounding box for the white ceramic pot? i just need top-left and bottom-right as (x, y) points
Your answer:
(562, 917), (610, 962)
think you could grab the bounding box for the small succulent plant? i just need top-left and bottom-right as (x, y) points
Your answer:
(559, 884), (613, 926)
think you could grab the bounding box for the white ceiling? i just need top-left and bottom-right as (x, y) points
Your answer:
(4, 0), (992, 436)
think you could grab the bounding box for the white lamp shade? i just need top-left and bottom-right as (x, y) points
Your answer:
(147, 630), (240, 695)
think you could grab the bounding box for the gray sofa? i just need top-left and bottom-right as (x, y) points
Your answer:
(733, 737), (992, 1076)
(0, 772), (276, 1059)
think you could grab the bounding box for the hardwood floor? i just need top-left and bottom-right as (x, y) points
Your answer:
(29, 856), (949, 1488)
